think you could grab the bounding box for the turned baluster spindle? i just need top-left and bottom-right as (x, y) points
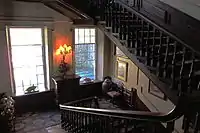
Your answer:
(156, 32), (164, 77)
(101, 0), (106, 21)
(193, 112), (200, 133)
(109, 1), (112, 27)
(171, 42), (177, 90)
(151, 28), (156, 67)
(166, 121), (175, 133)
(122, 8), (127, 41)
(135, 30), (140, 56)
(115, 3), (119, 33)
(127, 12), (132, 48)
(141, 20), (145, 56)
(179, 47), (186, 95)
(182, 114), (190, 133)
(163, 36), (170, 78)
(131, 14), (136, 49)
(124, 119), (128, 133)
(146, 23), (151, 66)
(119, 5), (123, 40)
(112, 2), (116, 33)
(105, 1), (109, 26)
(187, 52), (195, 93)
(133, 0), (136, 7)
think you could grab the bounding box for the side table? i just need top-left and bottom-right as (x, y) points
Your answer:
(53, 75), (81, 104)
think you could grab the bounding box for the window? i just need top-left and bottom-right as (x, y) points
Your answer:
(74, 28), (96, 80)
(8, 28), (49, 96)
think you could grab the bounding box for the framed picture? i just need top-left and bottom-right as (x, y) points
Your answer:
(148, 81), (167, 101)
(117, 60), (128, 81)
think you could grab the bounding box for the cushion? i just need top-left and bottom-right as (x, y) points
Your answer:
(107, 91), (121, 98)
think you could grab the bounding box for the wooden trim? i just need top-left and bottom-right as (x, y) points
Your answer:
(116, 60), (128, 81)
(60, 94), (188, 122)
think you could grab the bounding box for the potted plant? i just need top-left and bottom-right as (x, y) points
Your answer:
(0, 93), (15, 133)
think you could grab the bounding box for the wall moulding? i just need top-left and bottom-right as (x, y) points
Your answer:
(0, 16), (54, 22)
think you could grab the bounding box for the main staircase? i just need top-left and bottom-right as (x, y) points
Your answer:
(43, 0), (200, 132)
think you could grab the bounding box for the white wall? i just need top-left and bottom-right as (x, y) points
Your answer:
(0, 1), (73, 95)
(160, 0), (200, 21)
(96, 29), (114, 80)
(107, 40), (184, 133)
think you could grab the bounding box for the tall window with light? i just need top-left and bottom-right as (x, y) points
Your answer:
(8, 28), (49, 96)
(74, 28), (96, 80)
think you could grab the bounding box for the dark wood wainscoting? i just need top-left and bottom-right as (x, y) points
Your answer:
(13, 90), (57, 114)
(13, 81), (103, 114)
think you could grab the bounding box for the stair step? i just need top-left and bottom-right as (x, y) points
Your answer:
(128, 48), (136, 53)
(120, 40), (127, 44)
(112, 33), (119, 37)
(147, 66), (157, 73)
(137, 56), (146, 63)
(105, 27), (112, 30)
(98, 21), (106, 25)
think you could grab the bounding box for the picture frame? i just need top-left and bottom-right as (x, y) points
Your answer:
(117, 60), (128, 81)
(148, 81), (167, 101)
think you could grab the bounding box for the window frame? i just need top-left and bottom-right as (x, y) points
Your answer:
(6, 26), (50, 96)
(73, 27), (97, 80)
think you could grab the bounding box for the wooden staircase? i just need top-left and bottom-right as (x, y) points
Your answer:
(43, 0), (200, 132)
(60, 0), (200, 105)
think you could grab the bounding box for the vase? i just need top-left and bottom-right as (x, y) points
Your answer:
(102, 78), (112, 93)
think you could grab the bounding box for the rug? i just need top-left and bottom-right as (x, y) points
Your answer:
(15, 110), (61, 133)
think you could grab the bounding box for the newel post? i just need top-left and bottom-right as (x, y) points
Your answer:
(131, 88), (137, 107)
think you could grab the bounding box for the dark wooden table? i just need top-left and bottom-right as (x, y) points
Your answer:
(53, 75), (103, 104)
(53, 75), (81, 104)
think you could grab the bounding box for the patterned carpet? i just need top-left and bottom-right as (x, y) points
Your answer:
(15, 110), (61, 133)
(15, 98), (131, 133)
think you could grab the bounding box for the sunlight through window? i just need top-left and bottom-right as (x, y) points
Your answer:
(74, 28), (96, 80)
(9, 28), (46, 96)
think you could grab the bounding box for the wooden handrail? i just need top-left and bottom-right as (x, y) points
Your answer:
(55, 0), (92, 19)
(60, 95), (189, 123)
(63, 96), (97, 106)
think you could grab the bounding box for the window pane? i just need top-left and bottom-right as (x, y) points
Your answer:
(78, 29), (84, 37)
(74, 28), (96, 80)
(9, 28), (46, 96)
(85, 37), (90, 43)
(79, 36), (85, 44)
(91, 37), (95, 43)
(34, 57), (43, 65)
(38, 84), (45, 92)
(85, 29), (90, 36)
(36, 66), (44, 74)
(90, 29), (95, 36)
(75, 29), (79, 44)
(37, 74), (44, 84)
(10, 28), (42, 45)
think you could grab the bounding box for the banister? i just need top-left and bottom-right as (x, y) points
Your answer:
(64, 96), (97, 105)
(114, 0), (200, 56)
(55, 0), (92, 19)
(60, 95), (188, 123)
